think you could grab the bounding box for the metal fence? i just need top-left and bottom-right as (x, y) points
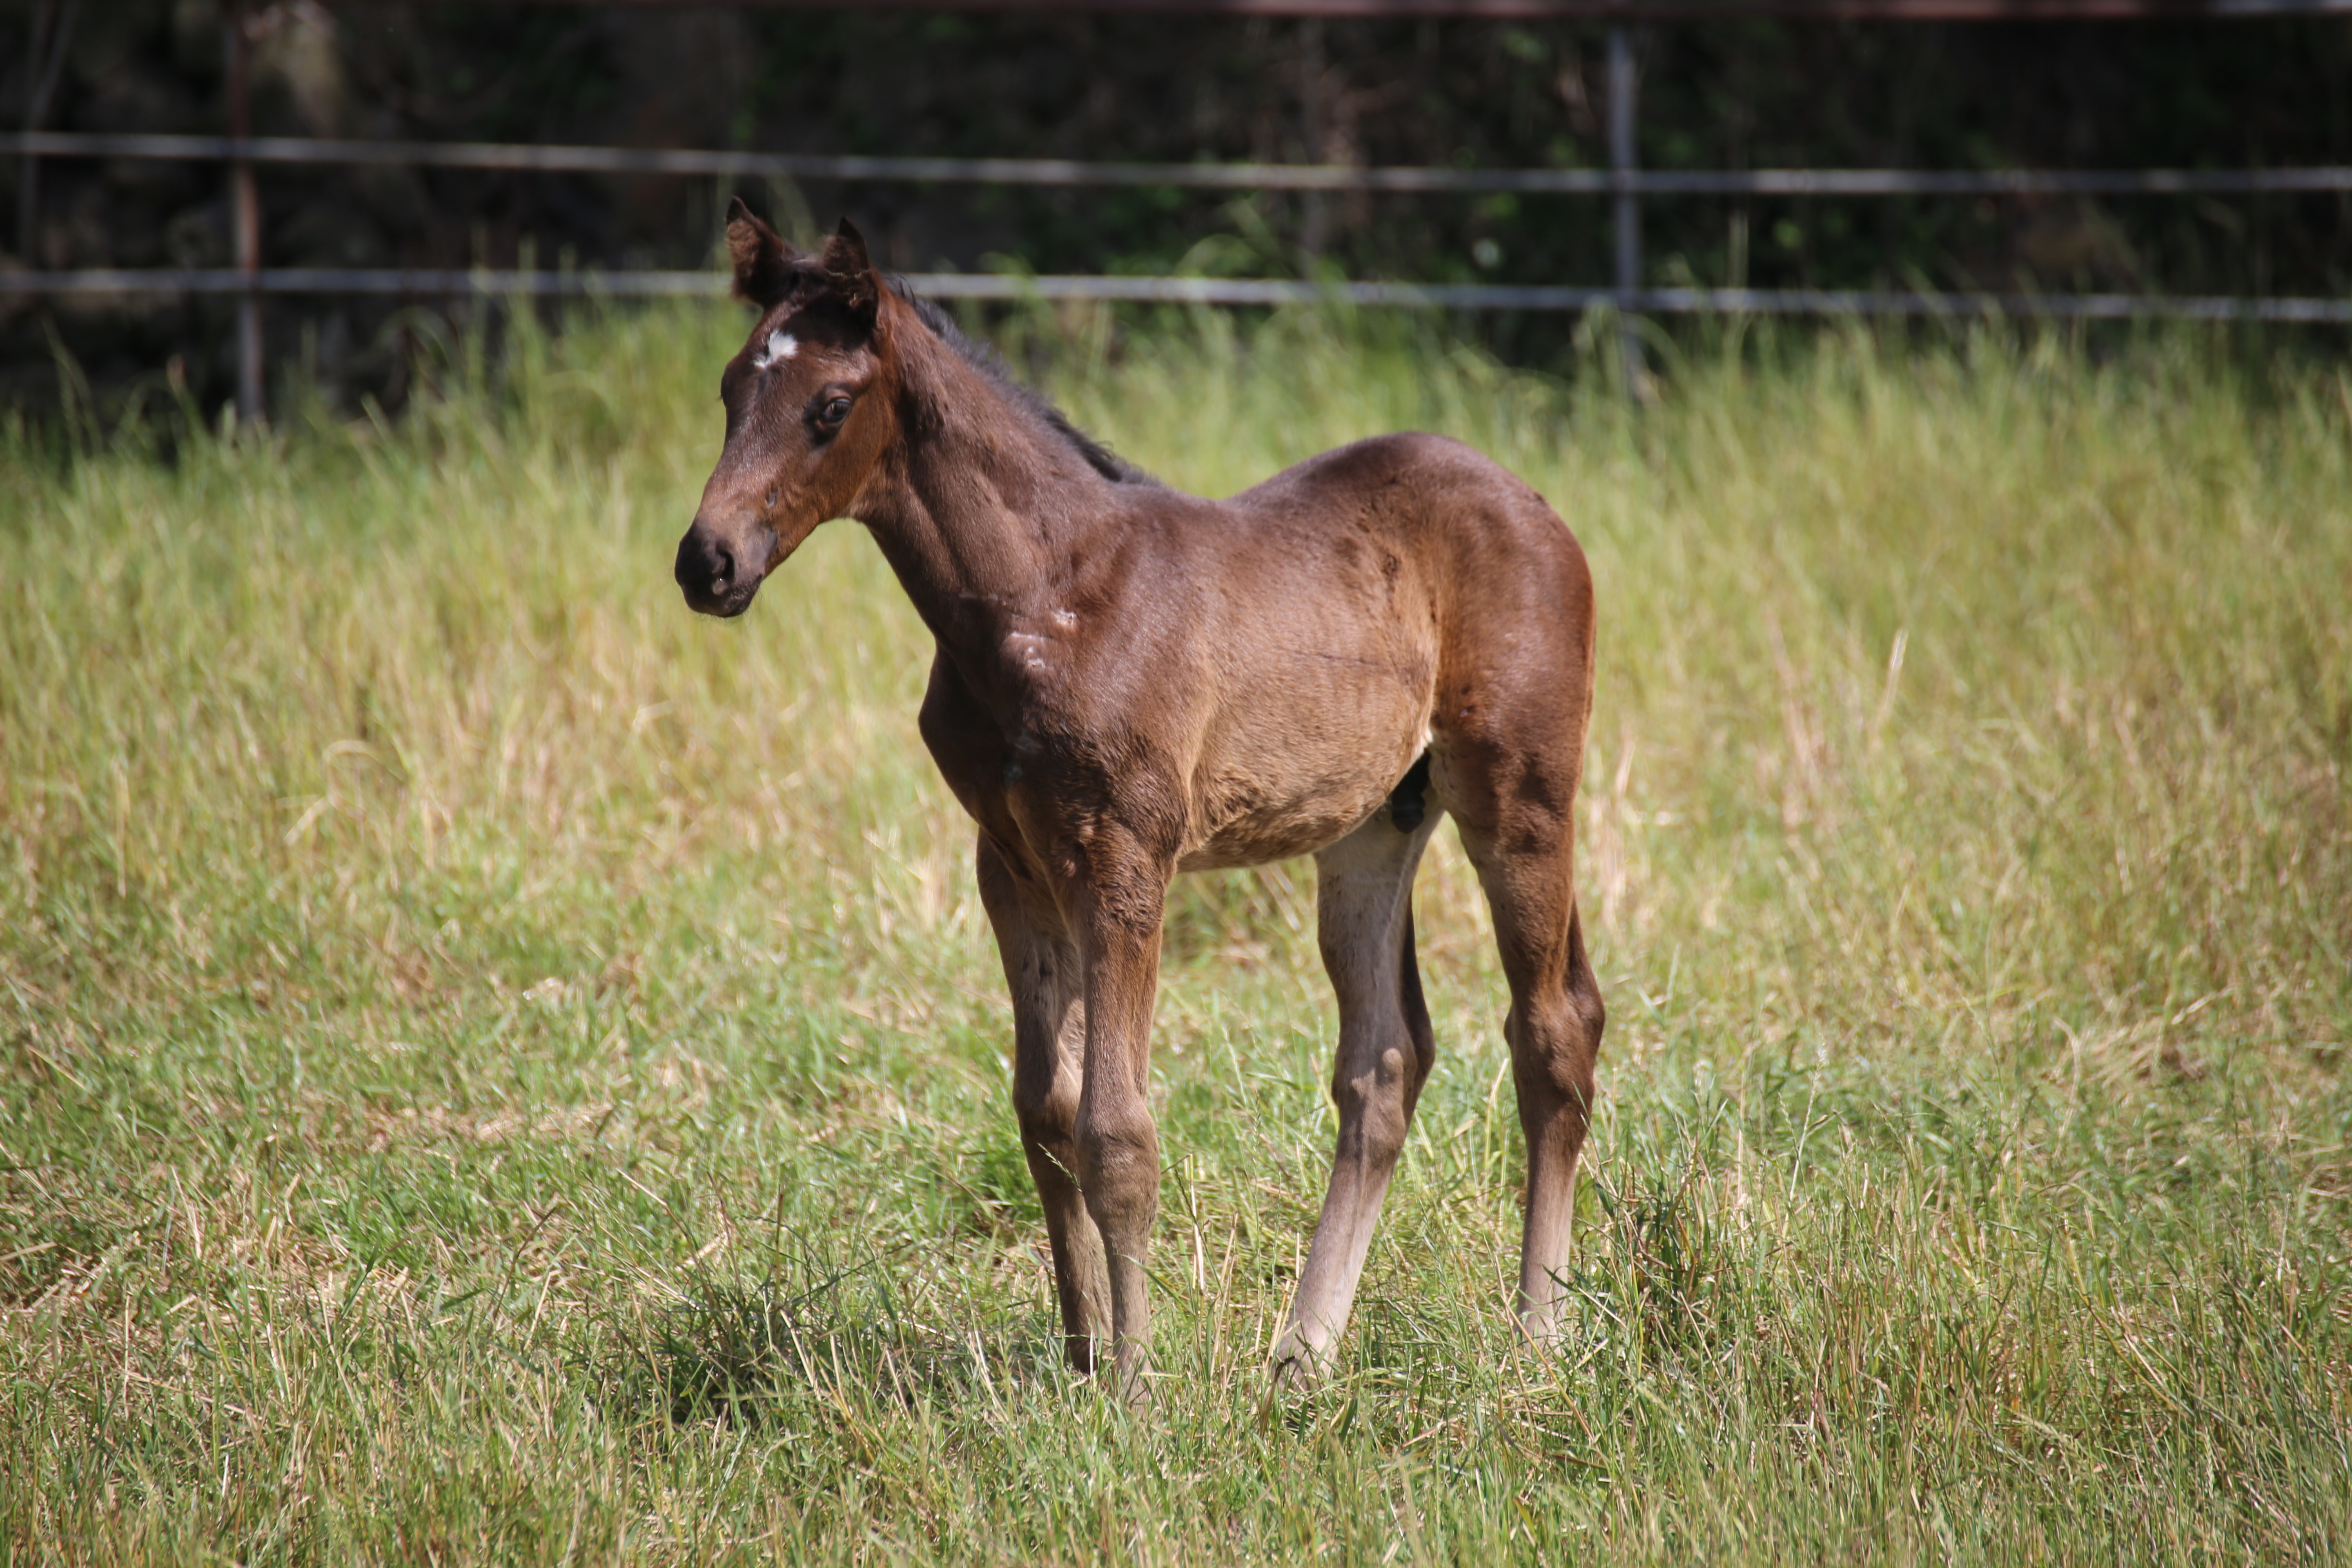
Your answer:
(10, 3), (2352, 416)
(10, 132), (2349, 311)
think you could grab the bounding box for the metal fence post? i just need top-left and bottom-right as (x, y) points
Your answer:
(222, 0), (263, 425)
(17, 1), (81, 267)
(1608, 24), (1644, 401)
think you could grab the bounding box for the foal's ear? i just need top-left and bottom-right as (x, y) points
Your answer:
(726, 196), (800, 310)
(819, 217), (881, 322)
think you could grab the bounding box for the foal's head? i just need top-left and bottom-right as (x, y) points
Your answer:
(674, 202), (896, 617)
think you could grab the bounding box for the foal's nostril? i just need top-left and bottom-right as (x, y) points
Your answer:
(675, 527), (737, 608)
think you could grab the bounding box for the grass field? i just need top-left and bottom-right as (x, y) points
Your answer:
(2, 302), (2348, 1564)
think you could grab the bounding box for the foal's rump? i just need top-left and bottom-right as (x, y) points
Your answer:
(1173, 431), (1593, 870)
(1222, 430), (1589, 654)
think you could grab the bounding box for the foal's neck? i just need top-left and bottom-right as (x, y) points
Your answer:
(852, 313), (1123, 659)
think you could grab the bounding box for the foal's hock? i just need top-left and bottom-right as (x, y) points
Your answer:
(674, 205), (1605, 1393)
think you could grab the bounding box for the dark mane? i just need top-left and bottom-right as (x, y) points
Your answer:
(896, 287), (1161, 488)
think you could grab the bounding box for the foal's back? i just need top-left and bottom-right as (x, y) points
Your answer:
(1102, 430), (1594, 874)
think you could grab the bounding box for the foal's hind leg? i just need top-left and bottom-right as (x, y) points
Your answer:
(1271, 807), (1442, 1383)
(975, 836), (1112, 1373)
(1452, 809), (1606, 1345)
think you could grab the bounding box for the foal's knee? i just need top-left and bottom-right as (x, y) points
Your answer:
(1072, 1098), (1160, 1207)
(1013, 1064), (1081, 1159)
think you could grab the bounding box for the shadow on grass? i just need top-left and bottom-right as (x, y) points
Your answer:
(584, 1234), (1065, 1428)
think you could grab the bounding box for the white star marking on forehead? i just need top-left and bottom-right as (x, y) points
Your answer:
(753, 330), (798, 369)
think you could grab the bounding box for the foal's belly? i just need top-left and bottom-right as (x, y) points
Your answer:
(1176, 785), (1392, 872)
(1175, 695), (1431, 872)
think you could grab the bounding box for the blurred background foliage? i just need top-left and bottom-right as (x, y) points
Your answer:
(2, 0), (2350, 420)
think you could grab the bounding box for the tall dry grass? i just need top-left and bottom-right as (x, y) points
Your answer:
(1, 302), (2345, 1564)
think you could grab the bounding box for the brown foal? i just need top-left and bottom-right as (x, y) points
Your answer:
(674, 205), (1605, 1394)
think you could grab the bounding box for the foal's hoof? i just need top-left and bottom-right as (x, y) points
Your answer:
(1267, 1333), (1330, 1393)
(1103, 1353), (1156, 1409)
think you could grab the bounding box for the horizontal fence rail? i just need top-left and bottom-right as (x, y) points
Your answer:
(9, 267), (2350, 321)
(329, 0), (2352, 16)
(10, 131), (2352, 197)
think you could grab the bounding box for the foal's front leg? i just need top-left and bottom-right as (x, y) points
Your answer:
(976, 837), (1111, 1373)
(1067, 845), (1171, 1400)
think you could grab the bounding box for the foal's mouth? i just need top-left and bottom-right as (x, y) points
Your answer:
(689, 580), (763, 618)
(675, 568), (765, 618)
(674, 521), (775, 617)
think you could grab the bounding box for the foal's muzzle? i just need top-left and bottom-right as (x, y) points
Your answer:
(674, 518), (776, 617)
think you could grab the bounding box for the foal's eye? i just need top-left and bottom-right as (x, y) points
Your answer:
(820, 396), (852, 425)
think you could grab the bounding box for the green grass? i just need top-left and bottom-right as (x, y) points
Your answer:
(2, 302), (2348, 1564)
